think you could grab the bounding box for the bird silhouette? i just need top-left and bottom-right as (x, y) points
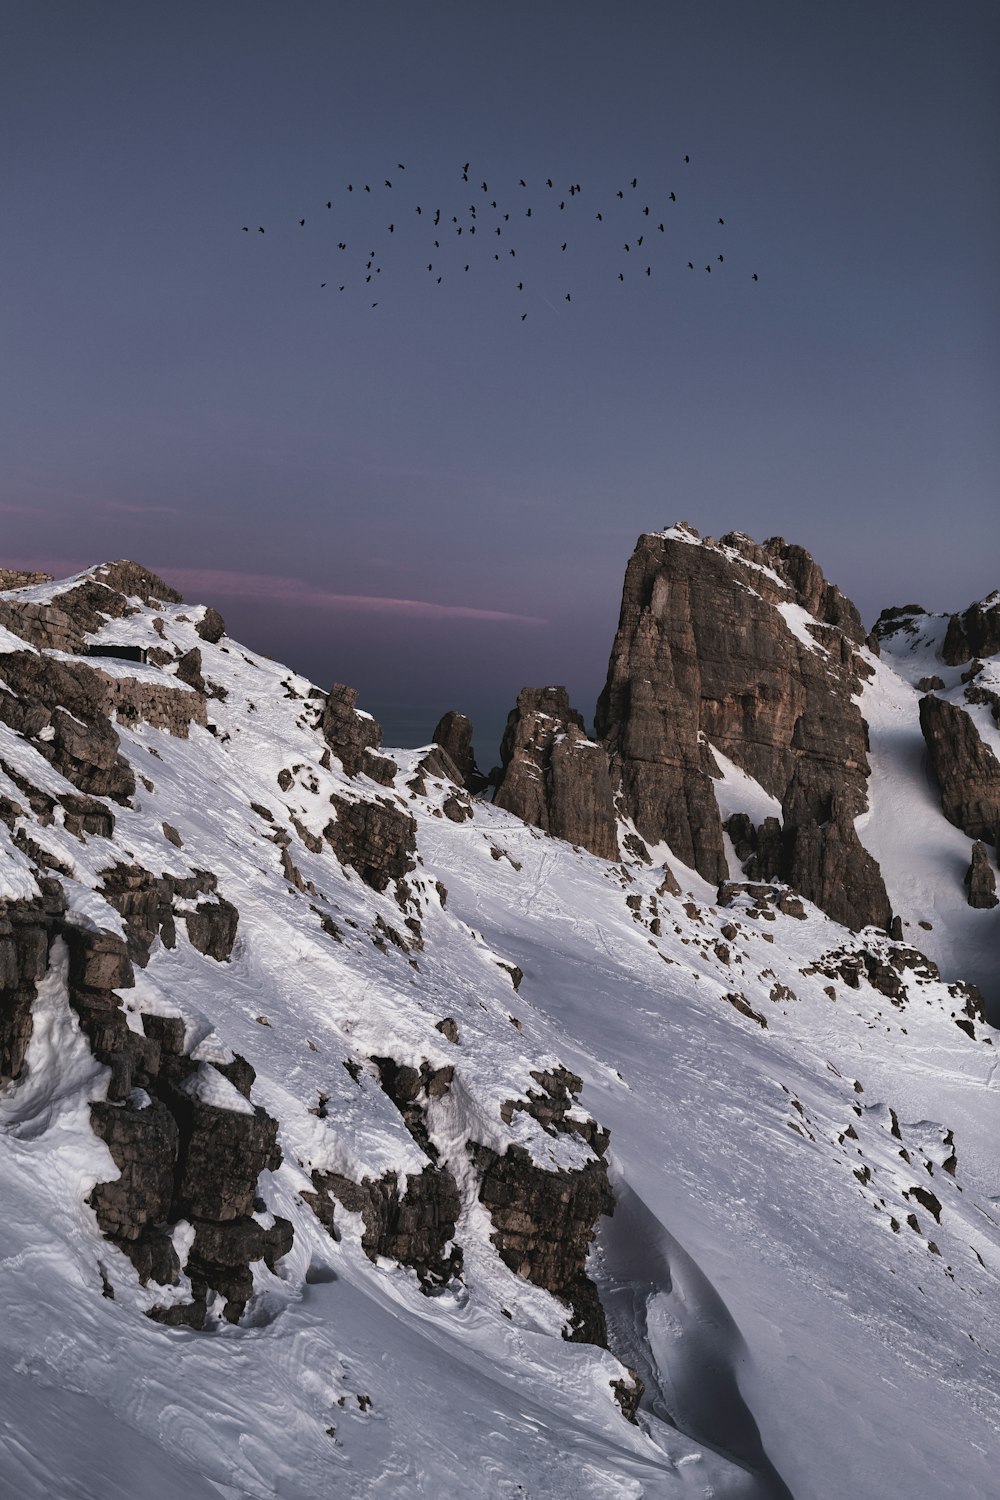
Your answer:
(718, 217), (725, 225)
(389, 224), (394, 232)
(364, 185), (369, 191)
(561, 242), (567, 251)
(321, 282), (326, 287)
(385, 179), (392, 188)
(521, 313), (527, 320)
(645, 266), (651, 275)
(717, 254), (723, 262)
(617, 190), (624, 199)
(618, 272), (624, 281)
(688, 261), (694, 269)
(624, 243), (630, 251)
(241, 226), (249, 231)
(299, 219), (305, 226)
(326, 201), (331, 208)
(565, 292), (571, 301)
(643, 206), (649, 216)
(519, 178), (526, 187)
(398, 164), (405, 170)
(683, 154), (689, 163)
(657, 223), (664, 232)
(630, 177), (637, 188)
(546, 178), (553, 188)
(525, 207), (531, 217)
(516, 281), (523, 290)
(258, 226), (265, 233)
(596, 212), (603, 221)
(752, 273), (758, 280)
(669, 192), (676, 202)
(705, 264), (711, 272)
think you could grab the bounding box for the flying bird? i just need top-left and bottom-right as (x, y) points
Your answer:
(519, 178), (526, 187)
(752, 273), (758, 281)
(326, 201), (331, 208)
(631, 177), (637, 188)
(669, 192), (676, 202)
(565, 292), (571, 301)
(718, 217), (725, 225)
(241, 226), (249, 231)
(546, 178), (553, 188)
(258, 226), (265, 233)
(596, 212), (603, 221)
(385, 179), (392, 188)
(561, 242), (567, 251)
(683, 154), (689, 163)
(299, 219), (305, 226)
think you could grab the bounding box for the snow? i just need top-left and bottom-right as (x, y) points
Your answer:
(2, 562), (1000, 1498)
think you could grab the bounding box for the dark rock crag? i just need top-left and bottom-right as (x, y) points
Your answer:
(0, 884), (289, 1326)
(594, 528), (891, 930)
(430, 711), (489, 793)
(493, 687), (619, 861)
(966, 841), (999, 909)
(320, 684), (397, 784)
(919, 694), (1000, 847)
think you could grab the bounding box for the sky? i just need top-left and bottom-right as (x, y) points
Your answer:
(2, 0), (998, 759)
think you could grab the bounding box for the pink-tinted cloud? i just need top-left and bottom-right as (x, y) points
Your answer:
(98, 501), (183, 516)
(154, 566), (547, 625)
(0, 504), (38, 515)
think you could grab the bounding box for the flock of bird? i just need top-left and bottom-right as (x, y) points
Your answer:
(241, 158), (759, 315)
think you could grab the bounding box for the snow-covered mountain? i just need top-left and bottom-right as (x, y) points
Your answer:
(1, 535), (998, 1500)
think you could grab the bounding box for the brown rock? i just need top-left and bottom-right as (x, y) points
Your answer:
(89, 1098), (179, 1239)
(472, 1142), (613, 1345)
(919, 694), (1000, 844)
(320, 684), (386, 777)
(324, 794), (416, 892)
(493, 688), (619, 860)
(172, 1091), (282, 1222)
(941, 592), (1000, 666)
(595, 529), (890, 926)
(965, 841), (999, 909)
(195, 606), (226, 643)
(431, 711), (488, 791)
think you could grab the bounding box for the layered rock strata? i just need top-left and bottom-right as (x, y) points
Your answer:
(595, 527), (891, 930)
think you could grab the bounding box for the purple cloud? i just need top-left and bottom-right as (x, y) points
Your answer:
(155, 566), (547, 625)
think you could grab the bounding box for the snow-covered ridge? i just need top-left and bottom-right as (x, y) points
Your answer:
(1, 557), (999, 1498)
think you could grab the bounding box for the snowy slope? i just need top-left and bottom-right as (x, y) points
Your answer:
(1, 563), (999, 1500)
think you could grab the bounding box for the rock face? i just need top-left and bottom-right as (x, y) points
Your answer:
(965, 841), (999, 909)
(942, 592), (1000, 666)
(0, 885), (65, 1082)
(493, 688), (619, 860)
(919, 694), (1000, 845)
(595, 527), (891, 929)
(324, 794), (417, 892)
(0, 562), (182, 654)
(320, 684), (397, 783)
(431, 710), (488, 791)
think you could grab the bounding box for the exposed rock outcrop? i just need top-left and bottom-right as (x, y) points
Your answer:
(324, 793), (417, 892)
(966, 841), (999, 909)
(942, 592), (1000, 666)
(472, 1142), (613, 1345)
(595, 528), (891, 929)
(493, 688), (619, 860)
(308, 1166), (463, 1290)
(320, 684), (396, 783)
(919, 694), (1000, 845)
(0, 563), (181, 654)
(0, 884), (65, 1082)
(431, 711), (488, 792)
